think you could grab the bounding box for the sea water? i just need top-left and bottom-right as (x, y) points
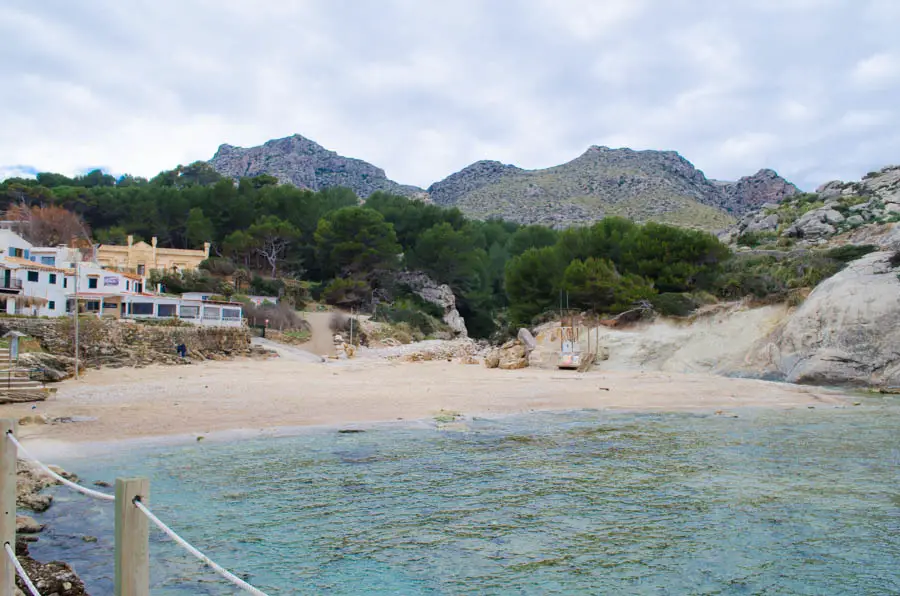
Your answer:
(27, 402), (900, 595)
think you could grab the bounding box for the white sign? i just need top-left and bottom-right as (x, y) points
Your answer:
(103, 276), (119, 286)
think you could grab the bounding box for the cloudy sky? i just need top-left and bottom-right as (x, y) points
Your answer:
(1, 0), (898, 190)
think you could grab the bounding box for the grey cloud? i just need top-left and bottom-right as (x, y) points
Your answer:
(0, 0), (897, 192)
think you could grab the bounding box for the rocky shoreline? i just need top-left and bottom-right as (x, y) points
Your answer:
(15, 461), (88, 595)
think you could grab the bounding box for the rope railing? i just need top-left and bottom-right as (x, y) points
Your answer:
(134, 500), (270, 596)
(7, 432), (115, 501)
(3, 427), (271, 596)
(4, 542), (40, 596)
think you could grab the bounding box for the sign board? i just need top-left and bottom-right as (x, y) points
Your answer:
(103, 276), (119, 286)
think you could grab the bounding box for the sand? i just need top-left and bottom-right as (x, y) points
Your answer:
(0, 353), (850, 453)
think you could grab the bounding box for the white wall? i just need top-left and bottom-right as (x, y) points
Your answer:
(0, 230), (33, 258)
(13, 266), (68, 317)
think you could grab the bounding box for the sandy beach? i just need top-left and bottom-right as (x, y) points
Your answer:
(1, 353), (850, 452)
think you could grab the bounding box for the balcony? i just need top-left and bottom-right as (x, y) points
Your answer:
(0, 278), (23, 293)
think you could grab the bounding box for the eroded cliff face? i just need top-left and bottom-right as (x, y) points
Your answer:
(759, 251), (900, 387)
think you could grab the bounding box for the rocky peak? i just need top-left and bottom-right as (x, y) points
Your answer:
(208, 134), (423, 199)
(714, 168), (800, 214)
(427, 160), (522, 206)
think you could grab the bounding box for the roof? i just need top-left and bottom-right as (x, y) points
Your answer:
(1, 256), (69, 273)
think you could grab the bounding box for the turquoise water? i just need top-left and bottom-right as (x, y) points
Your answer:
(28, 403), (900, 595)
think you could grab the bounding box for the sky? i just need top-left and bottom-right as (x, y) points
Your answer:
(1, 0), (898, 191)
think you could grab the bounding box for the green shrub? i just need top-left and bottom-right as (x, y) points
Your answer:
(373, 298), (446, 337)
(822, 244), (877, 263)
(322, 278), (370, 308)
(199, 257), (236, 276)
(651, 293), (699, 317)
(715, 253), (844, 300)
(736, 231), (777, 248)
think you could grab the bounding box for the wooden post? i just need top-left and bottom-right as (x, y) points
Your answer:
(1, 420), (17, 596)
(115, 478), (149, 596)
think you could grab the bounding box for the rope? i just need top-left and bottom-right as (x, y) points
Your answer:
(133, 500), (269, 596)
(5, 542), (41, 596)
(6, 432), (115, 502)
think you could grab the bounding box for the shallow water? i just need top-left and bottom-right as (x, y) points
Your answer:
(28, 402), (900, 595)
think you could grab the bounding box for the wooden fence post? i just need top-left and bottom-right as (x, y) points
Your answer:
(115, 477), (149, 596)
(1, 419), (17, 596)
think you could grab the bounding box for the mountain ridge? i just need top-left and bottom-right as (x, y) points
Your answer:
(207, 134), (799, 229)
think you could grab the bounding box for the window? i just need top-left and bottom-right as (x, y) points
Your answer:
(125, 281), (130, 291)
(48, 301), (56, 310)
(222, 308), (241, 321)
(40, 256), (55, 266)
(157, 304), (176, 317)
(135, 283), (143, 293)
(26, 271), (38, 283)
(49, 273), (57, 285)
(203, 306), (221, 320)
(137, 264), (145, 275)
(130, 302), (154, 316)
(63, 278), (68, 289)
(85, 301), (100, 312)
(88, 277), (98, 289)
(9, 248), (23, 258)
(179, 305), (200, 319)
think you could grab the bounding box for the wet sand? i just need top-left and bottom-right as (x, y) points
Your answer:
(0, 356), (849, 450)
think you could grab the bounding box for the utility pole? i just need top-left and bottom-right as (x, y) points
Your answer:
(74, 251), (80, 380)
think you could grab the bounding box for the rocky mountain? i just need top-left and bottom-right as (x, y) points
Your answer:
(428, 146), (797, 229)
(209, 134), (799, 230)
(722, 165), (900, 245)
(209, 134), (424, 199)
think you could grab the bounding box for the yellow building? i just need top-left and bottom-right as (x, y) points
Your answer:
(96, 235), (210, 275)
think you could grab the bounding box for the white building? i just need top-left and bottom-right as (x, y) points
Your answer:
(0, 230), (243, 327)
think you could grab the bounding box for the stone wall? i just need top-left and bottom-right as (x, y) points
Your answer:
(0, 317), (251, 368)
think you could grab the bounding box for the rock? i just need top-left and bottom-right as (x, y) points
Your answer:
(816, 180), (848, 199)
(393, 271), (468, 337)
(443, 309), (468, 338)
(16, 515), (43, 534)
(497, 342), (529, 370)
(820, 209), (845, 225)
(14, 537), (87, 595)
(846, 214), (865, 226)
(885, 203), (900, 215)
(517, 328), (537, 352)
(766, 252), (900, 386)
(744, 213), (779, 233)
(81, 535), (98, 543)
(483, 350), (501, 369)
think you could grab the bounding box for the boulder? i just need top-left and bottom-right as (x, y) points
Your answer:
(483, 350), (501, 369)
(766, 252), (900, 386)
(517, 328), (537, 352)
(846, 214), (865, 227)
(744, 213), (779, 233)
(14, 537), (86, 595)
(820, 208), (845, 225)
(498, 343), (528, 370)
(885, 203), (900, 215)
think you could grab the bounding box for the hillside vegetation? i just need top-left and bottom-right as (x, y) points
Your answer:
(0, 164), (861, 340)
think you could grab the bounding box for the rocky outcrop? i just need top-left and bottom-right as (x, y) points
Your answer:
(723, 165), (900, 246)
(209, 134), (424, 199)
(762, 251), (900, 387)
(394, 271), (468, 337)
(14, 538), (86, 596)
(712, 169), (799, 213)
